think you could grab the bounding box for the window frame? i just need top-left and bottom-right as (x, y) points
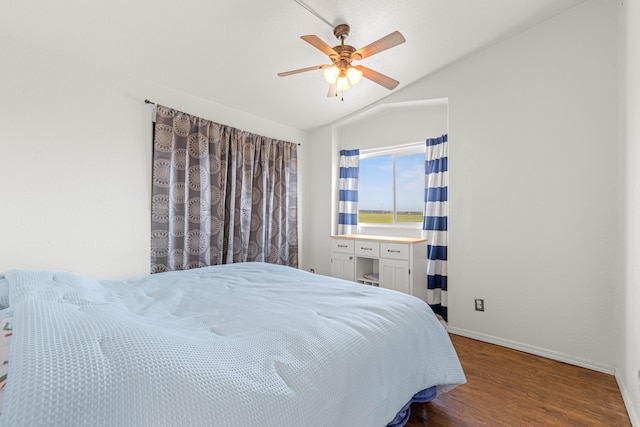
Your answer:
(358, 142), (425, 230)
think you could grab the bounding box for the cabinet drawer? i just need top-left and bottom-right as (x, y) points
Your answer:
(355, 241), (380, 257)
(381, 243), (409, 260)
(331, 239), (354, 254)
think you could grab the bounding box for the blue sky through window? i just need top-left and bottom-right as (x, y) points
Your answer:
(359, 153), (424, 213)
(359, 155), (393, 211)
(396, 153), (425, 212)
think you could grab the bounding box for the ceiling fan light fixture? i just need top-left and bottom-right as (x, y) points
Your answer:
(323, 66), (340, 84)
(336, 76), (350, 91)
(346, 66), (363, 85)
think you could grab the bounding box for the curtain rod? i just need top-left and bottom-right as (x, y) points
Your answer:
(143, 99), (300, 146)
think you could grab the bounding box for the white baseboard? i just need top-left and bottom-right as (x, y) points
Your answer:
(615, 370), (640, 427)
(446, 326), (614, 375)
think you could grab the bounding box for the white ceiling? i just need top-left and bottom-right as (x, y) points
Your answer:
(1, 0), (588, 130)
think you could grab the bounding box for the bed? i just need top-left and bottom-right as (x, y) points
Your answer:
(0, 262), (465, 427)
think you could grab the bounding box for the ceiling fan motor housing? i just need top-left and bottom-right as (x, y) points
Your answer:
(333, 24), (350, 40)
(331, 25), (359, 67)
(332, 45), (356, 68)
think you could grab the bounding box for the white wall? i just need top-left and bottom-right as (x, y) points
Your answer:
(337, 100), (448, 151)
(442, 0), (620, 373)
(302, 0), (620, 373)
(299, 126), (334, 273)
(0, 34), (306, 278)
(620, 0), (640, 423)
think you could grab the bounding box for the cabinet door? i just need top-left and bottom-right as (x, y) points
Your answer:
(379, 259), (410, 294)
(331, 252), (355, 281)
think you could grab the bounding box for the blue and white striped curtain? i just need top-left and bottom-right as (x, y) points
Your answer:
(423, 135), (448, 321)
(338, 149), (359, 235)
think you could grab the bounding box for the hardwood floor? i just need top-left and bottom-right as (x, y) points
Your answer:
(405, 334), (631, 426)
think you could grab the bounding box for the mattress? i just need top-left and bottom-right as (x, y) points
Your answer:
(0, 262), (465, 426)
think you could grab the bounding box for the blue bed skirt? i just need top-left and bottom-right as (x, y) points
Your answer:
(387, 386), (437, 427)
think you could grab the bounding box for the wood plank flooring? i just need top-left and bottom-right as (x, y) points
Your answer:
(405, 334), (631, 426)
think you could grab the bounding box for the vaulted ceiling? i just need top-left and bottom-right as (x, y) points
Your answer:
(1, 0), (588, 130)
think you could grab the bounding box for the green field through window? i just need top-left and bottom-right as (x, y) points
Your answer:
(359, 211), (423, 224)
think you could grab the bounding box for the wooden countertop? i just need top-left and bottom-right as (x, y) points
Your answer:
(330, 234), (427, 243)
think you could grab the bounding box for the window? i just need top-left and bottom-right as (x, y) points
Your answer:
(358, 144), (425, 226)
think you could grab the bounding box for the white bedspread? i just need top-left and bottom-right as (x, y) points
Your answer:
(0, 262), (465, 427)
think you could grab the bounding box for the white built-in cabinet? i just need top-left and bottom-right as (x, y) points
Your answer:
(329, 239), (356, 281)
(330, 235), (428, 301)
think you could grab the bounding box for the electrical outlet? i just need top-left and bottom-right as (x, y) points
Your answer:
(474, 298), (485, 312)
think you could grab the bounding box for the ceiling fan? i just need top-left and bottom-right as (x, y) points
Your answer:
(277, 24), (406, 98)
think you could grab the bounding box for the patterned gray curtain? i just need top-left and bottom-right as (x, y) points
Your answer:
(150, 105), (298, 273)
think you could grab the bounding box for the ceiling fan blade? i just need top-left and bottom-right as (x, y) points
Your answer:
(301, 35), (340, 59)
(352, 31), (406, 60)
(327, 82), (338, 97)
(278, 64), (332, 77)
(355, 65), (400, 90)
